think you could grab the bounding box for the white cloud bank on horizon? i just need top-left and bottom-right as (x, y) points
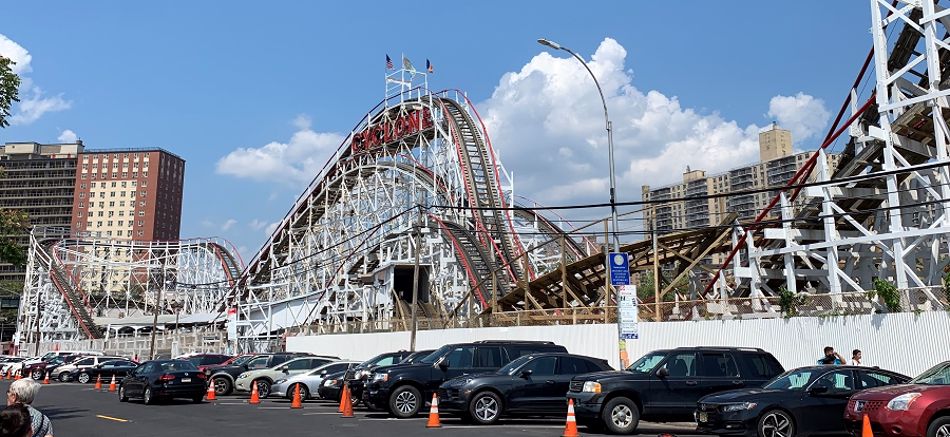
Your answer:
(0, 34), (72, 125)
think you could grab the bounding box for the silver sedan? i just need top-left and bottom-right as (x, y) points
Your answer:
(271, 361), (358, 400)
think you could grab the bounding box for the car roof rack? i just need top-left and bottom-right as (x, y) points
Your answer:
(472, 340), (556, 345)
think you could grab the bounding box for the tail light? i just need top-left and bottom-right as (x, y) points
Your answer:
(159, 374), (176, 381)
(196, 373), (207, 380)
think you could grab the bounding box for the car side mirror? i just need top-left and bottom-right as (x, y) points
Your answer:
(520, 369), (533, 379)
(437, 359), (449, 371)
(320, 370), (327, 376)
(808, 386), (829, 396)
(656, 367), (669, 379)
(281, 366), (289, 373)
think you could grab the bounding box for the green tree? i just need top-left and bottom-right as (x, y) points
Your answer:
(0, 56), (20, 128)
(0, 169), (28, 267)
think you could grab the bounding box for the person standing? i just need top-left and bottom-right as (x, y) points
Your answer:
(0, 404), (32, 437)
(851, 349), (863, 366)
(817, 346), (845, 365)
(6, 379), (52, 437)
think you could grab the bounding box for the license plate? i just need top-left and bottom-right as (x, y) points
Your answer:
(698, 412), (708, 423)
(181, 378), (191, 383)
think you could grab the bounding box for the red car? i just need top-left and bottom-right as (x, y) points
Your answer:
(845, 361), (950, 437)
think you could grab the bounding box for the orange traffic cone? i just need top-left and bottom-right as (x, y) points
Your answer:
(290, 384), (303, 409)
(14, 369), (21, 380)
(862, 414), (873, 437)
(562, 399), (579, 437)
(205, 383), (216, 401)
(95, 375), (102, 391)
(249, 381), (261, 405)
(340, 384), (354, 418)
(426, 393), (442, 428)
(337, 384), (347, 413)
(4, 368), (9, 380)
(108, 375), (117, 392)
(42, 372), (50, 385)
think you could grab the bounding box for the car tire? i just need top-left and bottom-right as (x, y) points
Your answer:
(119, 386), (128, 402)
(468, 391), (503, 425)
(31, 369), (44, 380)
(758, 409), (795, 437)
(143, 387), (154, 405)
(927, 416), (950, 437)
(77, 373), (91, 384)
(213, 377), (232, 396)
(254, 379), (271, 398)
(58, 373), (70, 383)
(389, 385), (422, 418)
(290, 383), (310, 401)
(603, 397), (640, 435)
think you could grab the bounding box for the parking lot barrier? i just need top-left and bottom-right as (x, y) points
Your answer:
(561, 399), (578, 437)
(205, 383), (216, 401)
(95, 376), (102, 391)
(249, 382), (261, 405)
(14, 370), (21, 381)
(291, 384), (303, 409)
(337, 385), (347, 413)
(862, 414), (872, 437)
(42, 372), (50, 385)
(426, 393), (441, 429)
(341, 385), (354, 418)
(108, 375), (117, 392)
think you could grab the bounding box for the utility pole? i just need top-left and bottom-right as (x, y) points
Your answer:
(34, 296), (41, 356)
(148, 279), (165, 360)
(409, 215), (422, 352)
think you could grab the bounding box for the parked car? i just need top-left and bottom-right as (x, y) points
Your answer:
(53, 355), (125, 382)
(696, 365), (910, 437)
(200, 353), (251, 375)
(0, 357), (26, 375)
(272, 361), (359, 400)
(234, 356), (336, 398)
(118, 359), (207, 405)
(21, 350), (102, 369)
(346, 351), (416, 405)
(365, 340), (568, 418)
(568, 347), (785, 434)
(439, 352), (613, 424)
(844, 361), (950, 437)
(208, 352), (315, 396)
(184, 353), (232, 369)
(73, 359), (140, 384)
(23, 355), (73, 380)
(319, 370), (349, 402)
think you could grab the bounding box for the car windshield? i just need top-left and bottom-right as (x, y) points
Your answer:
(627, 352), (666, 373)
(419, 345), (452, 364)
(40, 353), (57, 361)
(498, 356), (534, 375)
(158, 361), (198, 372)
(227, 355), (251, 366)
(911, 362), (950, 385)
(404, 351), (433, 364)
(764, 369), (819, 390)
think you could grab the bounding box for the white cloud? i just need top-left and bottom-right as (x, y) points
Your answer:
(0, 34), (31, 74)
(0, 34), (72, 125)
(216, 115), (345, 186)
(478, 38), (826, 208)
(264, 221), (280, 236)
(767, 92), (830, 141)
(57, 129), (78, 143)
(221, 219), (237, 232)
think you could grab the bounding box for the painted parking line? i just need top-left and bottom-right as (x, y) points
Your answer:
(96, 415), (129, 423)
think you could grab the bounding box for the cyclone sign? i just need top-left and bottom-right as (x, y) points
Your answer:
(350, 106), (434, 154)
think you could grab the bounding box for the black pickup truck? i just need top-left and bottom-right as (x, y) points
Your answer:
(567, 347), (784, 434)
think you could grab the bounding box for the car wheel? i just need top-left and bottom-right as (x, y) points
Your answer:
(603, 397), (640, 435)
(213, 377), (232, 396)
(389, 385), (422, 418)
(927, 416), (950, 437)
(58, 373), (70, 383)
(254, 379), (271, 398)
(758, 410), (795, 437)
(119, 386), (128, 402)
(291, 383), (310, 401)
(143, 387), (154, 405)
(77, 373), (91, 384)
(469, 391), (503, 425)
(31, 369), (44, 380)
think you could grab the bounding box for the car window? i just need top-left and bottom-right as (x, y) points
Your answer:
(700, 353), (740, 378)
(158, 361), (198, 372)
(522, 357), (557, 376)
(744, 354), (782, 379)
(661, 353), (697, 378)
(811, 370), (854, 393)
(474, 347), (503, 368)
(557, 357), (592, 375)
(285, 359), (311, 370)
(139, 363), (157, 374)
(859, 371), (904, 388)
(628, 352), (666, 373)
(375, 356), (397, 366)
(911, 363), (950, 385)
(323, 363), (351, 374)
(246, 356), (270, 369)
(443, 347), (474, 368)
(75, 358), (94, 366)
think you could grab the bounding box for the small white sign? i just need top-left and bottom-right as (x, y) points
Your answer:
(618, 285), (639, 340)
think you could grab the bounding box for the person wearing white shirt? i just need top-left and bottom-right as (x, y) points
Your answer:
(850, 349), (863, 366)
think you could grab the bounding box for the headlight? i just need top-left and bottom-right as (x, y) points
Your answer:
(356, 370), (370, 379)
(237, 373), (248, 379)
(324, 379), (337, 387)
(886, 393), (921, 411)
(372, 373), (389, 382)
(721, 402), (757, 412)
(582, 381), (602, 393)
(274, 379), (287, 385)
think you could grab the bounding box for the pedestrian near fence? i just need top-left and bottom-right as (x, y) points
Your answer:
(817, 346), (845, 365)
(851, 349), (863, 366)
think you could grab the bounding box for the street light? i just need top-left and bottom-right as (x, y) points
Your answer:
(538, 37), (626, 367)
(536, 38), (620, 252)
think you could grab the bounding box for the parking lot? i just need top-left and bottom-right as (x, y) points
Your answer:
(14, 380), (700, 437)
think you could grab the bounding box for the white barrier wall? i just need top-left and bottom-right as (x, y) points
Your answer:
(287, 311), (950, 376)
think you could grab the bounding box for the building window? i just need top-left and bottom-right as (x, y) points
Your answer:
(77, 212), (83, 218)
(108, 211), (114, 217)
(118, 220), (124, 227)
(107, 231), (112, 237)
(110, 191), (116, 197)
(137, 230), (144, 237)
(97, 211), (104, 217)
(111, 182), (117, 188)
(137, 220), (143, 227)
(127, 230), (133, 237)
(119, 201), (125, 207)
(138, 211), (144, 216)
(122, 172), (127, 178)
(109, 201), (115, 207)
(131, 181), (136, 187)
(97, 221), (103, 227)
(80, 183), (86, 189)
(81, 174), (86, 180)
(132, 172), (138, 178)
(87, 221), (92, 227)
(139, 201), (145, 207)
(99, 192), (105, 198)
(121, 181), (127, 188)
(107, 221), (113, 226)
(98, 202), (104, 208)
(79, 202), (84, 208)
(118, 211), (124, 217)
(79, 193), (85, 198)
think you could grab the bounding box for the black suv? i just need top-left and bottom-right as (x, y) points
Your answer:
(209, 352), (313, 396)
(365, 340), (567, 418)
(568, 347), (784, 434)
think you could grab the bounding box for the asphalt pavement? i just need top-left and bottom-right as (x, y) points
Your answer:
(6, 380), (702, 437)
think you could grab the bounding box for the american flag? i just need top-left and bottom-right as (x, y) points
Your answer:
(426, 59), (434, 73)
(386, 54), (394, 70)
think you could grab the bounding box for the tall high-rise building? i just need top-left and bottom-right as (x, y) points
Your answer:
(0, 141), (83, 283)
(759, 122), (793, 162)
(70, 149), (185, 241)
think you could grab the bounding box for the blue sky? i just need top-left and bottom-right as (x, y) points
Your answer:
(1, 1), (872, 260)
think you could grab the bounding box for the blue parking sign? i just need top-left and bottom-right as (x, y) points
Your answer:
(608, 252), (630, 286)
